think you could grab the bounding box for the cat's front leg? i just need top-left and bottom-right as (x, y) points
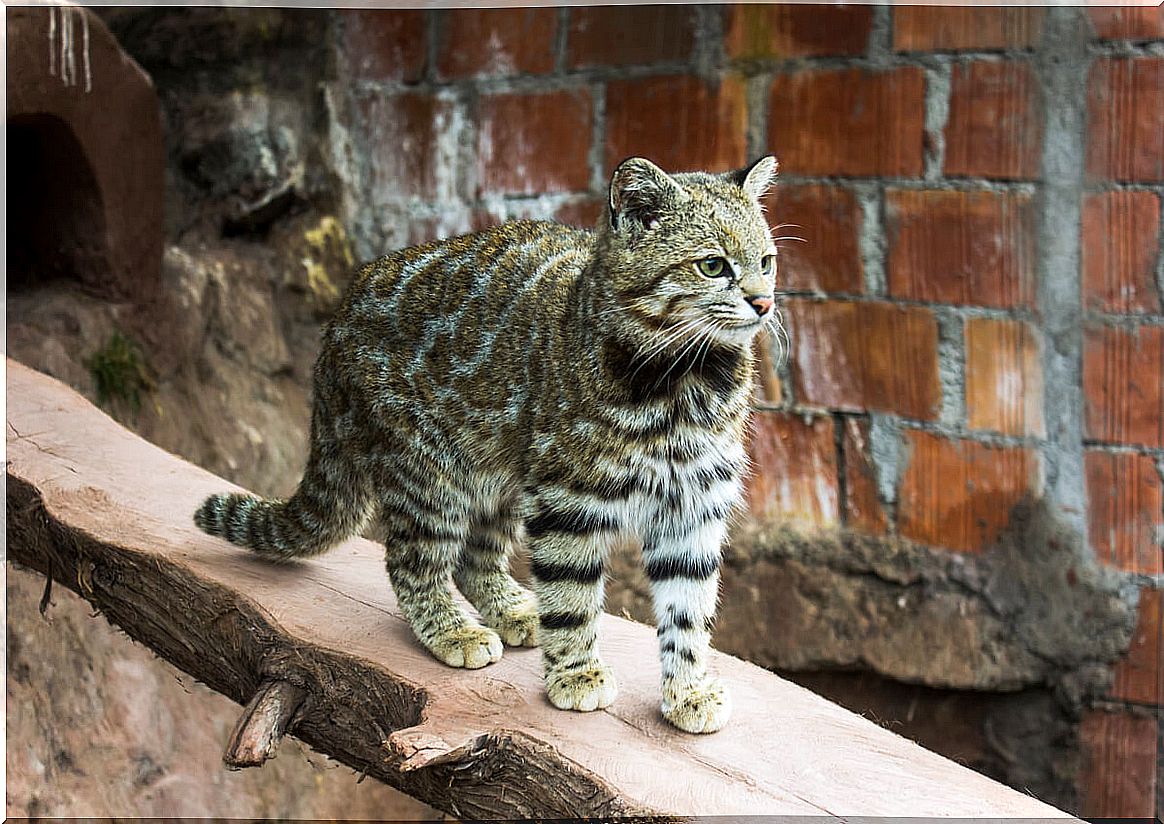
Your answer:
(528, 499), (619, 712)
(644, 518), (731, 733)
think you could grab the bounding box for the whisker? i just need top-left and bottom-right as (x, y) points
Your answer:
(625, 316), (705, 382)
(653, 320), (713, 388)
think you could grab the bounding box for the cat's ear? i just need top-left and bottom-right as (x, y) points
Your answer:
(730, 155), (779, 201)
(608, 157), (686, 231)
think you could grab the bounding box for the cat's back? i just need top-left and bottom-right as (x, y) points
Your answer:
(321, 220), (593, 413)
(339, 220), (592, 340)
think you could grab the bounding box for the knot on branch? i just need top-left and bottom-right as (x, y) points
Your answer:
(223, 679), (307, 769)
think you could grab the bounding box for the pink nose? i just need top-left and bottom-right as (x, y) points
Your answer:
(748, 296), (775, 316)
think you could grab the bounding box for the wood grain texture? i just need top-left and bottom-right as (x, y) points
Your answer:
(5, 358), (1076, 819)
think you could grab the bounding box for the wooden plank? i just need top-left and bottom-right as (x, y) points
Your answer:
(5, 358), (1075, 819)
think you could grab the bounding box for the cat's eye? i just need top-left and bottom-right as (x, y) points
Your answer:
(696, 257), (729, 278)
(760, 254), (775, 275)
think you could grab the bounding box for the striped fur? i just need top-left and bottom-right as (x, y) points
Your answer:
(194, 156), (782, 733)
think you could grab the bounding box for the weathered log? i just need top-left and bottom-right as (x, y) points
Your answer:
(6, 358), (1075, 819)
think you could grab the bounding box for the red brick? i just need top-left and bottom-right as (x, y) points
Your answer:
(553, 197), (603, 228)
(357, 92), (461, 199)
(1083, 323), (1164, 448)
(898, 431), (1039, 553)
(893, 7), (1045, 52)
(1089, 7), (1164, 42)
(768, 67), (926, 177)
(567, 5), (695, 69)
(338, 10), (427, 84)
(1112, 588), (1163, 705)
(886, 189), (1036, 309)
(944, 61), (1042, 181)
(772, 185), (863, 294)
(965, 318), (1044, 438)
(1086, 451), (1163, 577)
(1082, 190), (1162, 314)
(407, 212), (472, 247)
(605, 75), (747, 174)
(1087, 58), (1164, 183)
(746, 410), (839, 529)
(470, 207), (503, 235)
(435, 8), (557, 79)
(842, 417), (889, 535)
(787, 299), (941, 420)
(724, 4), (873, 60)
(752, 336), (784, 406)
(1079, 709), (1158, 819)
(477, 89), (592, 196)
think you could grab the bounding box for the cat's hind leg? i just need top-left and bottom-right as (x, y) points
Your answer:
(453, 495), (538, 647)
(381, 499), (503, 670)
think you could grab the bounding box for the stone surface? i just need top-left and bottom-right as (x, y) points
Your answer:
(7, 7), (164, 302)
(721, 512), (1133, 696)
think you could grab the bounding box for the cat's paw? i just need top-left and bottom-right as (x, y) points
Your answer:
(491, 601), (539, 647)
(428, 626), (504, 669)
(663, 678), (731, 734)
(547, 663), (618, 712)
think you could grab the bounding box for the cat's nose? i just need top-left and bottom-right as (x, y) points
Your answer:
(747, 295), (775, 316)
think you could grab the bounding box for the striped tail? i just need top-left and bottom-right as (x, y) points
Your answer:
(193, 450), (371, 559)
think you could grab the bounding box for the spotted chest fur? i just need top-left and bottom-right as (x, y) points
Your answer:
(194, 155), (782, 734)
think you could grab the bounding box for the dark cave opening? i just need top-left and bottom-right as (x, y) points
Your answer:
(7, 113), (113, 296)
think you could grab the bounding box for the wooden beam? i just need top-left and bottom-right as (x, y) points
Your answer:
(5, 359), (1074, 819)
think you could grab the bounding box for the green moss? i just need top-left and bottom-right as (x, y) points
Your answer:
(84, 332), (155, 413)
(300, 215), (354, 307)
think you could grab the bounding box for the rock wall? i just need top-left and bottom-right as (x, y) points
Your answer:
(6, 5), (1161, 818)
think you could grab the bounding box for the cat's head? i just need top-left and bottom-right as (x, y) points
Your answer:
(596, 155), (781, 350)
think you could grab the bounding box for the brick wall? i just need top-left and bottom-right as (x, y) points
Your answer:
(324, 6), (1161, 817)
